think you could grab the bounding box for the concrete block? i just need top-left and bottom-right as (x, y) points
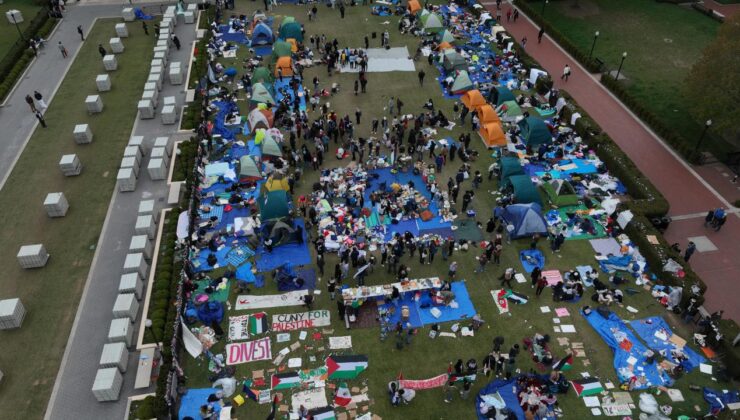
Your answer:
(115, 23), (128, 38)
(17, 244), (49, 269)
(0, 298), (26, 330)
(92, 368), (123, 401)
(73, 123), (93, 144)
(122, 7), (135, 22)
(148, 158), (167, 181)
(85, 95), (104, 113)
(44, 192), (69, 218)
(116, 167), (136, 192)
(135, 214), (156, 239)
(142, 90), (158, 108)
(138, 99), (154, 119)
(59, 154), (82, 176)
(120, 156), (140, 178)
(129, 235), (153, 261)
(96, 74), (111, 92)
(184, 11), (195, 24)
(103, 54), (118, 71)
(110, 37), (124, 53)
(161, 105), (177, 125)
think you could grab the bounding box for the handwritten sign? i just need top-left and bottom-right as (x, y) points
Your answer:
(226, 337), (272, 365)
(228, 315), (250, 340)
(272, 310), (331, 331)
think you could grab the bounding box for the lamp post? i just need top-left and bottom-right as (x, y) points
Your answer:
(588, 31), (599, 59)
(145, 319), (161, 349)
(694, 119), (712, 154)
(10, 14), (25, 42)
(541, 0), (549, 16)
(615, 51), (627, 80)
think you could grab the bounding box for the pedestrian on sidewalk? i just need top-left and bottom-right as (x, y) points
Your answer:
(521, 36), (528, 49)
(683, 241), (696, 262)
(506, 8), (512, 21)
(142, 21), (149, 35)
(34, 91), (47, 111)
(496, 8), (502, 22)
(25, 94), (37, 113)
(58, 41), (68, 58)
(154, 24), (160, 38)
(538, 27), (545, 43)
(561, 64), (571, 82)
(34, 110), (47, 128)
(98, 44), (107, 58)
(77, 25), (84, 41)
(171, 34), (181, 50)
(513, 9), (519, 22)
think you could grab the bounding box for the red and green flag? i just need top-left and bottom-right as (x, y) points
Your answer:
(326, 355), (368, 380)
(308, 406), (337, 420)
(553, 354), (573, 371)
(271, 372), (301, 390)
(570, 377), (604, 396)
(249, 312), (269, 335)
(334, 382), (352, 407)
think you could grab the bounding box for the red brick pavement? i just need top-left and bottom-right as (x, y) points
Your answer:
(486, 3), (740, 321)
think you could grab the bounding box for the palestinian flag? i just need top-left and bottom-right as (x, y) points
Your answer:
(334, 382), (352, 407)
(570, 377), (604, 396)
(326, 355), (369, 380)
(491, 290), (509, 314)
(271, 372), (301, 390)
(308, 406), (337, 420)
(506, 290), (528, 304)
(553, 354), (573, 371)
(249, 312), (269, 335)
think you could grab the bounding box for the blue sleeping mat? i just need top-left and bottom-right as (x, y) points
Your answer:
(519, 249), (545, 273)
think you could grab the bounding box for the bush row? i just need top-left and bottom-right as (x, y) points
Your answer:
(691, 3), (725, 22)
(0, 13), (58, 102)
(145, 213), (180, 344)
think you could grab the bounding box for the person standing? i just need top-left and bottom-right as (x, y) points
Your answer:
(536, 275), (548, 297)
(513, 9), (519, 22)
(171, 33), (181, 50)
(443, 380), (457, 403)
(418, 69), (425, 86)
(339, 4), (345, 18)
(538, 27), (545, 43)
(25, 94), (37, 113)
(460, 379), (472, 399)
(58, 41), (68, 58)
(521, 36), (528, 49)
(355, 108), (361, 124)
(34, 110), (47, 128)
(683, 241), (696, 262)
(98, 44), (107, 58)
(142, 21), (149, 35)
(561, 64), (571, 82)
(77, 25), (85, 41)
(33, 91), (47, 111)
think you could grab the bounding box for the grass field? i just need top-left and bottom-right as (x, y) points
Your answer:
(527, 0), (735, 157)
(0, 19), (153, 418)
(0, 0), (41, 58)
(171, 3), (730, 420)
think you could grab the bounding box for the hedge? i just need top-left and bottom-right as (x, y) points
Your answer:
(0, 10), (58, 102)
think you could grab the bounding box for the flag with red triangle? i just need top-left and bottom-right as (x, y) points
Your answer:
(553, 354), (573, 371)
(334, 382), (352, 407)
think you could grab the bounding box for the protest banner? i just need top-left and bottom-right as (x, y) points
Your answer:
(226, 337), (272, 365)
(272, 310), (331, 331)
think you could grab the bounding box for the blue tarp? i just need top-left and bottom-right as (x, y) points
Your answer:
(255, 219), (311, 272)
(519, 249), (545, 273)
(582, 310), (673, 389)
(418, 281), (477, 324)
(629, 316), (706, 372)
(179, 388), (219, 420)
(278, 268), (317, 291)
(211, 100), (240, 140)
(235, 262), (257, 284)
(134, 8), (154, 20)
(704, 387), (740, 413)
(476, 378), (525, 420)
(380, 295), (423, 329)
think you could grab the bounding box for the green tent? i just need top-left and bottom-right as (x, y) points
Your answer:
(280, 16), (296, 28)
(250, 83), (276, 106)
(489, 86), (515, 106)
(450, 70), (473, 94)
(438, 29), (455, 43)
(278, 21), (303, 42)
(420, 13), (443, 33)
(542, 179), (579, 207)
(272, 41), (292, 60)
(510, 175), (542, 206)
(261, 134), (283, 157)
(252, 67), (274, 84)
(239, 155), (262, 179)
(497, 100), (523, 122)
(500, 156), (524, 188)
(517, 117), (552, 148)
(441, 49), (466, 72)
(259, 190), (290, 220)
(419, 8), (430, 18)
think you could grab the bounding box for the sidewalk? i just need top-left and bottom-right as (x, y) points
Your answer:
(486, 2), (740, 321)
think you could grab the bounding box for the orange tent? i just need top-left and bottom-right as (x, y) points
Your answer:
(479, 122), (506, 148)
(461, 90), (486, 111)
(408, 0), (421, 14)
(478, 104), (501, 125)
(287, 38), (298, 53)
(437, 41), (453, 51)
(275, 56), (294, 77)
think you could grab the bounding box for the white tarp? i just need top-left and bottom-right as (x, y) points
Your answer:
(340, 47), (416, 73)
(529, 68), (548, 85)
(177, 210), (189, 240)
(182, 317), (204, 358)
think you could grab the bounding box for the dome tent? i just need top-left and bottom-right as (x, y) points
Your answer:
(478, 104), (500, 125)
(440, 49), (466, 72)
(264, 173), (290, 192)
(517, 116), (552, 148)
(496, 100), (522, 122)
(272, 41), (293, 60)
(261, 134), (283, 157)
(279, 21), (303, 42)
(274, 56), (294, 77)
(259, 190), (291, 221)
(420, 12), (444, 33)
(251, 22), (274, 46)
(252, 67), (274, 84)
(542, 179), (579, 207)
(499, 156), (524, 188)
(489, 86), (515, 106)
(509, 175), (542, 206)
(437, 29), (455, 44)
(494, 203), (548, 240)
(250, 83), (276, 107)
(479, 122), (506, 148)
(407, 0), (421, 14)
(239, 155), (262, 181)
(280, 16), (296, 27)
(450, 70), (473, 94)
(248, 108), (273, 132)
(461, 89), (486, 111)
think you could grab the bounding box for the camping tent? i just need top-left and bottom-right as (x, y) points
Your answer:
(259, 191), (291, 220)
(251, 22), (274, 45)
(479, 122), (506, 148)
(274, 56), (294, 77)
(248, 108), (273, 132)
(239, 156), (262, 181)
(272, 41), (292, 60)
(497, 100), (522, 122)
(461, 90), (486, 111)
(478, 104), (500, 125)
(437, 29), (455, 43)
(261, 134), (283, 157)
(495, 203), (548, 240)
(264, 174), (290, 192)
(542, 179), (579, 207)
(441, 49), (466, 72)
(407, 0), (421, 14)
(510, 175), (542, 206)
(280, 16), (296, 28)
(420, 13), (444, 33)
(252, 67), (274, 84)
(518, 117), (552, 147)
(437, 41), (453, 51)
(278, 21), (303, 42)
(250, 83), (276, 107)
(500, 156), (524, 188)
(286, 38), (298, 52)
(264, 220), (298, 245)
(488, 86), (515, 106)
(450, 70), (473, 94)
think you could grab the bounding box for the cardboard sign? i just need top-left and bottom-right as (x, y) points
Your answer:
(272, 310), (331, 331)
(228, 315), (250, 341)
(258, 389), (272, 404)
(226, 337), (272, 365)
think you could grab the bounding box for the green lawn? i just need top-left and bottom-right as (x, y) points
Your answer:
(173, 3), (727, 420)
(531, 0), (734, 156)
(0, 20), (153, 418)
(0, 0), (41, 58)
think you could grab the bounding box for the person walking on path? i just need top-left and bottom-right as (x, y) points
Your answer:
(513, 9), (519, 22)
(98, 44), (107, 58)
(561, 64), (571, 82)
(418, 69), (425, 86)
(521, 36), (528, 49)
(684, 241), (696, 262)
(142, 21), (149, 35)
(171, 34), (181, 50)
(34, 91), (47, 111)
(58, 41), (68, 58)
(34, 110), (47, 128)
(25, 95), (37, 113)
(538, 27), (544, 43)
(77, 25), (85, 41)
(536, 275), (547, 297)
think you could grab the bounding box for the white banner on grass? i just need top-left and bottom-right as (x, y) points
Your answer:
(235, 290), (307, 310)
(272, 310), (331, 331)
(226, 337), (272, 365)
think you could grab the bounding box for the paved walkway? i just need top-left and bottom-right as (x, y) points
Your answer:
(37, 4), (195, 420)
(486, 3), (740, 321)
(704, 0), (740, 17)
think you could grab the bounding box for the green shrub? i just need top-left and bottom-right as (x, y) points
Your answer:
(135, 396), (156, 419)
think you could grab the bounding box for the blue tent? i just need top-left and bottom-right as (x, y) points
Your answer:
(252, 22), (274, 45)
(495, 203), (548, 239)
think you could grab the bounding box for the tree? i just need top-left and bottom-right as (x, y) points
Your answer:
(685, 14), (740, 140)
